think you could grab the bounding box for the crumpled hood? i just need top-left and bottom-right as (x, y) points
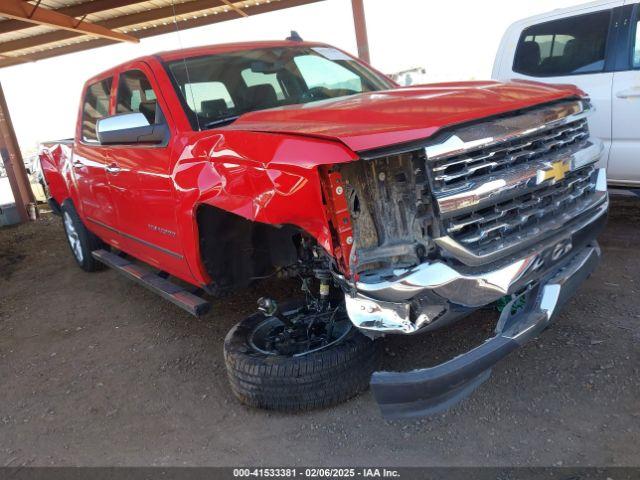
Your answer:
(224, 80), (584, 152)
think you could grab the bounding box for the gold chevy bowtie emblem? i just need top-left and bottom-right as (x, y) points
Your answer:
(537, 159), (571, 184)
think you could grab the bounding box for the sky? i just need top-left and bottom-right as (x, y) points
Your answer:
(0, 0), (589, 154)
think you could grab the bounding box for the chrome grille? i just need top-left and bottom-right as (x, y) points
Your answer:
(423, 100), (606, 264)
(443, 166), (597, 255)
(431, 117), (589, 189)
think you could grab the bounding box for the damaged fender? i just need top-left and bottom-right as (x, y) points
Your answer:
(171, 130), (358, 286)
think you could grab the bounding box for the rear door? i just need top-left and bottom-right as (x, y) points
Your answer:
(107, 63), (189, 278)
(73, 76), (122, 246)
(609, 1), (640, 184)
(496, 4), (622, 169)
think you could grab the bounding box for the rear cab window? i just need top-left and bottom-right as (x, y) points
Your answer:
(241, 69), (285, 100)
(81, 77), (113, 143)
(294, 54), (363, 93)
(513, 9), (611, 76)
(182, 81), (235, 121)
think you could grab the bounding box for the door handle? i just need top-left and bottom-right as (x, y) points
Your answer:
(72, 160), (83, 168)
(105, 163), (121, 174)
(616, 89), (640, 99)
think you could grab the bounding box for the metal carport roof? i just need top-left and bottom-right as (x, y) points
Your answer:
(0, 0), (331, 69)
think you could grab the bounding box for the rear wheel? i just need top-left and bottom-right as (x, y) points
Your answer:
(61, 200), (107, 272)
(224, 300), (380, 412)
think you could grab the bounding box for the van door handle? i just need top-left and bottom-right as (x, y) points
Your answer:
(616, 88), (640, 99)
(105, 163), (121, 174)
(72, 160), (83, 168)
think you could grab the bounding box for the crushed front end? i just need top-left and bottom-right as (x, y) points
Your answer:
(325, 99), (608, 418)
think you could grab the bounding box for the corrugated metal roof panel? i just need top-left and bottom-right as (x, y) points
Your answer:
(0, 0), (324, 67)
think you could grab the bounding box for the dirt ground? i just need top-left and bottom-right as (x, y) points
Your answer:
(0, 198), (639, 467)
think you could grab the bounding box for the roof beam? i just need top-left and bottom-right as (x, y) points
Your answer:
(0, 0), (228, 55)
(0, 52), (37, 64)
(220, 0), (248, 17)
(0, 0), (139, 43)
(0, 0), (151, 35)
(0, 0), (325, 69)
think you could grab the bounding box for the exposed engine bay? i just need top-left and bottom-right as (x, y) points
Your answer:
(337, 150), (437, 279)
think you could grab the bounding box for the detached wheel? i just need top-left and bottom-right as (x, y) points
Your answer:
(224, 300), (380, 412)
(61, 200), (107, 272)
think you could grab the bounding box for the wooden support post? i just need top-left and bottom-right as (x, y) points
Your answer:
(0, 81), (34, 223)
(351, 0), (371, 64)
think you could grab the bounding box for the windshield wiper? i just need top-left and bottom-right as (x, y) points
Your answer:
(202, 115), (240, 129)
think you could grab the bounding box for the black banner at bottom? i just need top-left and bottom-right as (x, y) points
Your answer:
(0, 467), (638, 480)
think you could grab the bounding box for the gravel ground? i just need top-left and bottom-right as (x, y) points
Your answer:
(0, 198), (639, 467)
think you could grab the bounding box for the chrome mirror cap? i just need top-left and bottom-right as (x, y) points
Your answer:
(96, 112), (167, 145)
(97, 112), (150, 134)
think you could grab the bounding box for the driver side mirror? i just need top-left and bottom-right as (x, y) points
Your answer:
(97, 112), (168, 145)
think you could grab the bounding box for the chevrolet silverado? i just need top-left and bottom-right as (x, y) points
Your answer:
(40, 40), (608, 418)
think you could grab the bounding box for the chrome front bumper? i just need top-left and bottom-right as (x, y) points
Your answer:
(343, 171), (607, 419)
(344, 169), (608, 335)
(338, 99), (608, 418)
(370, 242), (601, 419)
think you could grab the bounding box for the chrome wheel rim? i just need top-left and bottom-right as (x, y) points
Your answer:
(63, 211), (84, 263)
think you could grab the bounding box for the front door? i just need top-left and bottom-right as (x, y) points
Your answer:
(106, 63), (190, 279)
(72, 76), (122, 247)
(609, 4), (640, 184)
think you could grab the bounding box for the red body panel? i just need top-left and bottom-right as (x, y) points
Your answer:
(226, 80), (584, 152)
(40, 41), (584, 290)
(40, 142), (71, 203)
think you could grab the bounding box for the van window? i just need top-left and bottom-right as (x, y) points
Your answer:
(81, 78), (112, 142)
(634, 19), (640, 68)
(117, 70), (161, 125)
(513, 10), (611, 77)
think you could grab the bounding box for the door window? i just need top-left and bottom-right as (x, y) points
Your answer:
(513, 10), (611, 76)
(116, 69), (162, 125)
(634, 19), (640, 68)
(81, 78), (112, 142)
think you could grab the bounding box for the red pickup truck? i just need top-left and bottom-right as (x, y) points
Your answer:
(40, 40), (608, 419)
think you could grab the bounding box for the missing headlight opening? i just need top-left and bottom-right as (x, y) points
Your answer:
(336, 149), (436, 278)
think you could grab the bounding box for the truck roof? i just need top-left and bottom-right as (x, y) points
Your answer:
(86, 40), (328, 83)
(156, 40), (327, 62)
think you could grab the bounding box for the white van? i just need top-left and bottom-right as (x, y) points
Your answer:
(493, 0), (640, 187)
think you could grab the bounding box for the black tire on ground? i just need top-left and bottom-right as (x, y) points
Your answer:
(60, 199), (107, 272)
(224, 302), (381, 412)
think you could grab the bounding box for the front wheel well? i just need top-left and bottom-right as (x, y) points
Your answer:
(196, 204), (305, 295)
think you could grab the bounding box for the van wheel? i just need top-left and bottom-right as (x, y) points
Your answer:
(61, 200), (107, 272)
(224, 300), (380, 412)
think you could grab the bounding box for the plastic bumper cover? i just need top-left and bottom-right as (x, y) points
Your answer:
(370, 243), (601, 419)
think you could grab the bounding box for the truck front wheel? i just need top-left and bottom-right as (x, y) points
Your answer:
(61, 200), (107, 272)
(224, 300), (380, 412)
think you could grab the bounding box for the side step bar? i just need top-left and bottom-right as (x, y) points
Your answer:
(92, 249), (210, 317)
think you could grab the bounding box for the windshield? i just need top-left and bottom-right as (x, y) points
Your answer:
(164, 46), (395, 130)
